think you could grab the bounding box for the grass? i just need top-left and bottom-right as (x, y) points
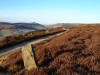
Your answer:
(0, 25), (100, 75)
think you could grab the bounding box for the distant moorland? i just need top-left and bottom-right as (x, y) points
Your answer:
(0, 22), (46, 38)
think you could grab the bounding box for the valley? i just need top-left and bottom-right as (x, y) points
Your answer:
(0, 22), (46, 38)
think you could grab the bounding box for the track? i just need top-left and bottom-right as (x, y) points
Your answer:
(0, 31), (66, 56)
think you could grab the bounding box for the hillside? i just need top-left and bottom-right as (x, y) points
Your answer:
(46, 23), (100, 28)
(0, 22), (45, 30)
(0, 27), (65, 49)
(0, 24), (99, 75)
(46, 23), (78, 28)
(0, 22), (46, 38)
(0, 29), (25, 38)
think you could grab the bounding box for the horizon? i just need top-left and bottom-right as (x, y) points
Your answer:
(1, 21), (100, 25)
(0, 0), (100, 24)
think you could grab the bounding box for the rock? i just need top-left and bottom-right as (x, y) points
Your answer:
(21, 44), (37, 70)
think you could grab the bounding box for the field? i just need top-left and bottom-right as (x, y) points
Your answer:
(0, 25), (100, 75)
(0, 29), (26, 38)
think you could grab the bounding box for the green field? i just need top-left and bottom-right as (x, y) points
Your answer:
(0, 29), (30, 38)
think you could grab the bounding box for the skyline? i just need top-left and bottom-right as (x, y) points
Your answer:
(0, 0), (100, 24)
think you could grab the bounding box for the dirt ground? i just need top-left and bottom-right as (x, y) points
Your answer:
(0, 25), (100, 75)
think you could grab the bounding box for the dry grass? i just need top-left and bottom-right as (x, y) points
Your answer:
(0, 25), (100, 75)
(0, 27), (65, 50)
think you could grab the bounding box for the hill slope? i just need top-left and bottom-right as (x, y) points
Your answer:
(0, 22), (45, 30)
(0, 24), (100, 75)
(46, 23), (78, 28)
(0, 22), (46, 38)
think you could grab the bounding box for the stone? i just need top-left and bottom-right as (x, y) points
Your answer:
(21, 43), (37, 70)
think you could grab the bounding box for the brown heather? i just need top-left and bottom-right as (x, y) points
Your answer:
(0, 27), (65, 50)
(0, 25), (100, 75)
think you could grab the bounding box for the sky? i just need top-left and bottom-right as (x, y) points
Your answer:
(0, 0), (100, 24)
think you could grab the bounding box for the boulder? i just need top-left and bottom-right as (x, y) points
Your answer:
(21, 44), (37, 70)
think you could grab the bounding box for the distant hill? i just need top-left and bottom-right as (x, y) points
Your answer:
(0, 22), (46, 38)
(46, 23), (100, 28)
(46, 23), (79, 28)
(0, 22), (45, 30)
